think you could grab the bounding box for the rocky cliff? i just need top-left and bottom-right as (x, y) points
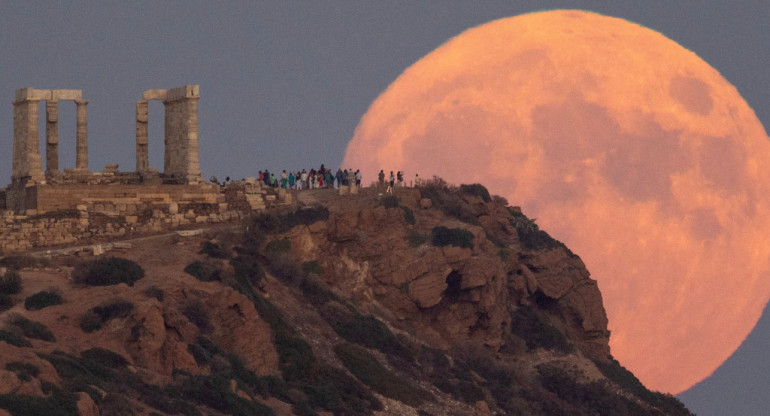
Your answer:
(0, 181), (692, 416)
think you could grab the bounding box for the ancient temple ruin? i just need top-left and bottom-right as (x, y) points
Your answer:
(136, 85), (201, 183)
(3, 85), (221, 214)
(11, 88), (89, 183)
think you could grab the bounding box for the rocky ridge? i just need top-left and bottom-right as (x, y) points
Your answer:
(0, 181), (692, 415)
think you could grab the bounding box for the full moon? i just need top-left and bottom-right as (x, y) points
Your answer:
(343, 10), (770, 393)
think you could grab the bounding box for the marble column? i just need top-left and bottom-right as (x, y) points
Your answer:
(135, 100), (149, 171)
(12, 99), (44, 183)
(45, 100), (59, 173)
(75, 99), (88, 171)
(163, 85), (201, 183)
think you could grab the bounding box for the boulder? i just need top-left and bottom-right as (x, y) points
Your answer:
(408, 265), (452, 308)
(0, 370), (20, 394)
(76, 392), (100, 416)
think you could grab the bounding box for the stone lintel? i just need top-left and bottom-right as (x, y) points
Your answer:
(51, 89), (83, 101)
(143, 89), (168, 100)
(166, 85), (199, 101)
(14, 87), (51, 103)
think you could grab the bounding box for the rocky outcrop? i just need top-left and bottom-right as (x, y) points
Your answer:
(284, 189), (610, 359)
(0, 185), (692, 416)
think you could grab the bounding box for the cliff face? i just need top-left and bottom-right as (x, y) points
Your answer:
(288, 188), (609, 360)
(0, 183), (692, 416)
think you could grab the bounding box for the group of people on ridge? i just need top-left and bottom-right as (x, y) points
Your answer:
(378, 170), (420, 194)
(257, 165), (361, 190)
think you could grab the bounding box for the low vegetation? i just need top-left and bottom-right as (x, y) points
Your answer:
(0, 255), (50, 271)
(592, 357), (694, 415)
(24, 289), (63, 311)
(0, 270), (22, 295)
(80, 300), (134, 333)
(73, 257), (145, 287)
(184, 260), (221, 282)
(265, 237), (291, 253)
(0, 295), (14, 312)
(459, 183), (492, 202)
(230, 255), (264, 286)
(509, 208), (573, 254)
(419, 177), (488, 224)
(0, 329), (32, 347)
(7, 314), (56, 342)
(380, 195), (399, 209)
(401, 206), (415, 224)
(430, 226), (474, 249)
(142, 285), (164, 301)
(510, 305), (573, 353)
(406, 230), (426, 247)
(334, 343), (433, 406)
(80, 347), (129, 369)
(301, 260), (323, 276)
(199, 241), (228, 258)
(5, 361), (40, 381)
(249, 206), (330, 237)
(0, 386), (78, 416)
(182, 300), (213, 333)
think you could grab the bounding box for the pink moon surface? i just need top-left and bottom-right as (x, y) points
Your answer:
(342, 10), (770, 393)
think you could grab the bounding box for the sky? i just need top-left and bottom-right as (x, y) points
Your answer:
(1, 1), (768, 412)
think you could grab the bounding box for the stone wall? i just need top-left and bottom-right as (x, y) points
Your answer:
(0, 181), (302, 255)
(0, 199), (245, 255)
(6, 183), (224, 215)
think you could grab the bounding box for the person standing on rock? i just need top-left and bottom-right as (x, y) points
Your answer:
(355, 170), (362, 187)
(325, 169), (332, 189)
(335, 168), (344, 188)
(378, 170), (385, 187)
(414, 173), (421, 188)
(387, 171), (395, 194)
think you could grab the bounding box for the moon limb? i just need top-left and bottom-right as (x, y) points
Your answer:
(343, 10), (770, 393)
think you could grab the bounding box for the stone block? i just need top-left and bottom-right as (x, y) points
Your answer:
(76, 204), (88, 211)
(51, 89), (82, 100)
(25, 209), (37, 216)
(168, 202), (179, 214)
(142, 89), (168, 100)
(166, 85), (199, 100)
(176, 229), (203, 237)
(14, 87), (51, 102)
(338, 186), (349, 195)
(195, 216), (208, 223)
(125, 216), (138, 224)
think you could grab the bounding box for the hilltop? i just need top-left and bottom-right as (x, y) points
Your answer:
(0, 180), (693, 416)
